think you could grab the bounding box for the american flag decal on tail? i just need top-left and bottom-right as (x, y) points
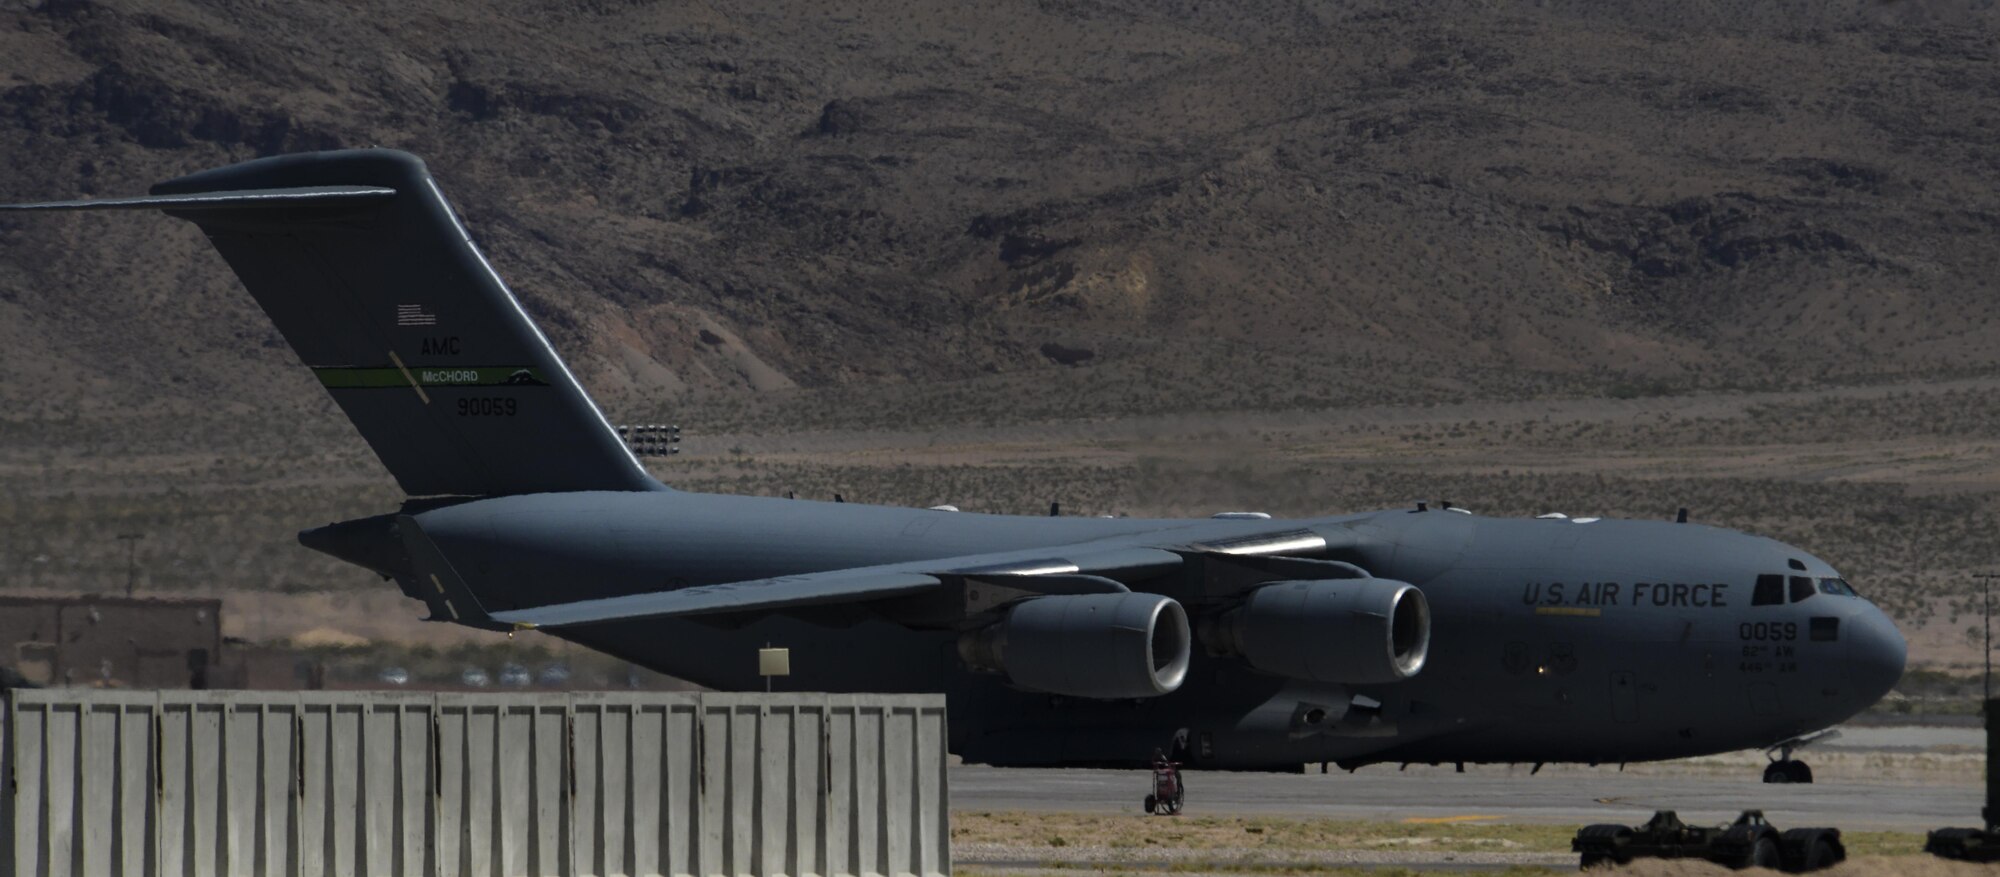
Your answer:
(396, 303), (436, 326)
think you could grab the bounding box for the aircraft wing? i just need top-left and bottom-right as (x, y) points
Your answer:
(486, 543), (1184, 629)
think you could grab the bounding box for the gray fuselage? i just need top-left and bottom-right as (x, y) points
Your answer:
(388, 491), (1905, 770)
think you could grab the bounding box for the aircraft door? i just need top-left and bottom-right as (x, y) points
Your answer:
(1610, 671), (1638, 723)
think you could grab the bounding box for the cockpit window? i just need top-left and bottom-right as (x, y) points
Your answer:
(1789, 576), (1817, 603)
(1819, 577), (1858, 597)
(1753, 574), (1785, 606)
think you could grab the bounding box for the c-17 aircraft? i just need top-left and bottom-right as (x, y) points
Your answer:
(3, 150), (1906, 780)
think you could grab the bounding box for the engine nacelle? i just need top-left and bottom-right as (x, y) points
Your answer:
(1199, 578), (1430, 684)
(958, 592), (1191, 699)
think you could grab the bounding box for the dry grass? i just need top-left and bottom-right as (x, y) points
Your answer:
(958, 860), (2000, 877)
(1615, 856), (2000, 877)
(953, 811), (1933, 858)
(957, 867), (1565, 877)
(952, 812), (1573, 854)
(949, 812), (1947, 877)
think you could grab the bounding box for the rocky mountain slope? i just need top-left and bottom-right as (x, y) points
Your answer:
(2, 0), (1997, 430)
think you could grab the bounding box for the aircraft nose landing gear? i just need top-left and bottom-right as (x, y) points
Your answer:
(1764, 759), (1814, 784)
(1762, 732), (1834, 784)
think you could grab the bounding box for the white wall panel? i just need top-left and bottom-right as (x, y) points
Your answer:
(3, 690), (947, 877)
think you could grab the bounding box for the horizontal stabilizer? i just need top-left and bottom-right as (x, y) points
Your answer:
(397, 515), (509, 631)
(0, 186), (396, 212)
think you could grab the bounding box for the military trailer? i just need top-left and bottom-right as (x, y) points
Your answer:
(1573, 810), (1843, 872)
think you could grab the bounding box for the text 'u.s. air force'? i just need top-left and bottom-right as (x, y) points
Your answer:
(1522, 581), (1730, 608)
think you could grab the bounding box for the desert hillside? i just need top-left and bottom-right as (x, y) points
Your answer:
(2, 0), (1997, 422)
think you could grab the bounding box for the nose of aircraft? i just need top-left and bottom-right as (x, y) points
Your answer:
(1845, 607), (1907, 706)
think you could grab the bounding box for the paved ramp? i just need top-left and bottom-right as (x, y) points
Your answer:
(950, 764), (1978, 831)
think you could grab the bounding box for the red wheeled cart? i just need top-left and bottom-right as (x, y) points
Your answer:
(1143, 754), (1184, 815)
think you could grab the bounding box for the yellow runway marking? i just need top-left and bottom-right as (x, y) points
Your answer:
(1535, 606), (1602, 617)
(1401, 815), (1502, 824)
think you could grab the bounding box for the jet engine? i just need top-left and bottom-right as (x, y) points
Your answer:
(1199, 578), (1430, 684)
(958, 592), (1191, 699)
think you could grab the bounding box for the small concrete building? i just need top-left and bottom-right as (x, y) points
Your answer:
(0, 595), (222, 689)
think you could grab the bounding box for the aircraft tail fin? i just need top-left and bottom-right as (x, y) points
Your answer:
(1, 149), (663, 497)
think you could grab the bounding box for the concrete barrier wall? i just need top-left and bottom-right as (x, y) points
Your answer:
(1, 689), (948, 877)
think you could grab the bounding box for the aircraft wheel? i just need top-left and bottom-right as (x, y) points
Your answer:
(1578, 852), (1614, 871)
(1144, 794), (1156, 814)
(1763, 759), (1814, 784)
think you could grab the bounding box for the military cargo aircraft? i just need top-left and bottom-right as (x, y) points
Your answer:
(3, 150), (1906, 777)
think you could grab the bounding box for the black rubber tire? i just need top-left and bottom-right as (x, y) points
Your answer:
(1143, 794), (1156, 814)
(1747, 836), (1782, 870)
(1788, 761), (1814, 784)
(1928, 828), (1983, 860)
(1763, 761), (1790, 784)
(1577, 823), (1632, 860)
(1780, 827), (1844, 872)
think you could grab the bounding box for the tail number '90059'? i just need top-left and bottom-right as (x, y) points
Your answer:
(457, 397), (517, 416)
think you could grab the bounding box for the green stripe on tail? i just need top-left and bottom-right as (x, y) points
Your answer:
(314, 366), (549, 388)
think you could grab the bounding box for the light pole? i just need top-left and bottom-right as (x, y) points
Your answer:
(117, 533), (144, 597)
(1976, 574), (2000, 702)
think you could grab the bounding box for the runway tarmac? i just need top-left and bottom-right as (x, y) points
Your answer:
(950, 763), (1981, 831)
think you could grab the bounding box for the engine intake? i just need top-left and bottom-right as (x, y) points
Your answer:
(958, 592), (1191, 699)
(1200, 578), (1430, 684)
